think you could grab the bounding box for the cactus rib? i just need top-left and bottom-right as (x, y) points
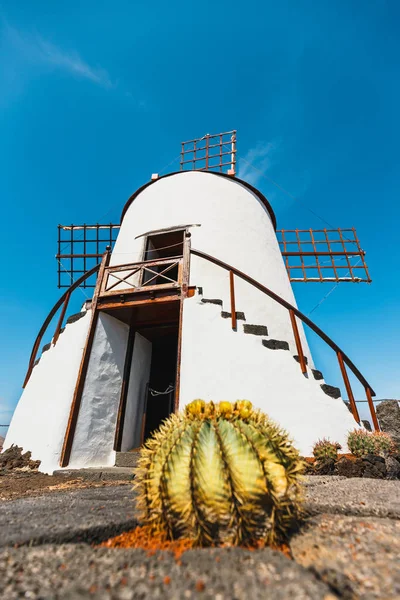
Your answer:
(134, 400), (304, 547)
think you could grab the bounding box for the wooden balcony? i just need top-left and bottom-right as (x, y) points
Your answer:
(96, 256), (184, 309)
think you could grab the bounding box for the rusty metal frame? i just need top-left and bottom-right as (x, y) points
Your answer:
(277, 228), (371, 283)
(180, 131), (236, 175)
(57, 224), (120, 288)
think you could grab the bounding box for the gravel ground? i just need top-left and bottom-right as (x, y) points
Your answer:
(0, 477), (399, 598)
(0, 470), (130, 501)
(1, 477), (399, 548)
(0, 545), (336, 600)
(291, 514), (400, 599)
(304, 476), (400, 519)
(0, 486), (137, 547)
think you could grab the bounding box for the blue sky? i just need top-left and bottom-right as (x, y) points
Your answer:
(1, 0), (399, 432)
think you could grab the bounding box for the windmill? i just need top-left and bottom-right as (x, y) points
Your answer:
(4, 131), (378, 474)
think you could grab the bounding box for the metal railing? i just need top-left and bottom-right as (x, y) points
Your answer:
(190, 248), (379, 430)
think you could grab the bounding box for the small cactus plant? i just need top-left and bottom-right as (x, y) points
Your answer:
(134, 400), (304, 547)
(312, 439), (341, 463)
(372, 431), (395, 456)
(347, 429), (376, 457)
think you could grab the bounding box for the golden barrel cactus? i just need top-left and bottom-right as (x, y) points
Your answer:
(134, 400), (304, 547)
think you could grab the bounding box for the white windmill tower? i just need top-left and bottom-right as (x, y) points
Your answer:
(4, 131), (378, 474)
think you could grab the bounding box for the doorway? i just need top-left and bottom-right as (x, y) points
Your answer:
(141, 327), (179, 441)
(116, 309), (180, 452)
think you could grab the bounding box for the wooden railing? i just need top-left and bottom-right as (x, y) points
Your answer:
(23, 253), (183, 387)
(190, 248), (379, 430)
(100, 257), (183, 296)
(23, 246), (379, 431)
(23, 264), (101, 388)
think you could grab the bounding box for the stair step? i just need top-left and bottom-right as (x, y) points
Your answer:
(115, 451), (140, 468)
(201, 298), (223, 306)
(320, 384), (341, 399)
(294, 355), (309, 365)
(66, 311), (87, 325)
(221, 311), (246, 321)
(53, 467), (134, 481)
(243, 324), (268, 336)
(312, 369), (323, 381)
(262, 339), (289, 351)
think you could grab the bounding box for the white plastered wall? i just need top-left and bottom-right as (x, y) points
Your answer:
(3, 311), (92, 474)
(121, 332), (152, 451)
(68, 312), (129, 469)
(179, 298), (357, 456)
(111, 171), (312, 362)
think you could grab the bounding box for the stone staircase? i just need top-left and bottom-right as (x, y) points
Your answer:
(33, 310), (89, 369)
(115, 451), (140, 469)
(200, 296), (342, 401)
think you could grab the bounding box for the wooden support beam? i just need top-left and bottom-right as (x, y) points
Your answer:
(365, 386), (380, 431)
(52, 291), (71, 346)
(59, 249), (111, 467)
(289, 309), (307, 374)
(337, 351), (360, 424)
(229, 270), (237, 331)
(114, 327), (136, 451)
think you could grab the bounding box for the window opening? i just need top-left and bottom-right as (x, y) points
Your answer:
(142, 230), (184, 286)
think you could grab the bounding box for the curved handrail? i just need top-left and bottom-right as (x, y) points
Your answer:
(23, 263), (100, 387)
(190, 248), (378, 428)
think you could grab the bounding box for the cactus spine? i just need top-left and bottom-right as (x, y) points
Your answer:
(347, 429), (376, 457)
(371, 431), (395, 456)
(312, 439), (341, 463)
(134, 400), (304, 547)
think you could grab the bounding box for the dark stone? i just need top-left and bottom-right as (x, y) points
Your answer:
(197, 286), (203, 295)
(385, 456), (400, 480)
(314, 458), (336, 475)
(362, 455), (386, 479)
(302, 461), (316, 475)
(42, 343), (51, 353)
(362, 419), (372, 431)
(66, 311), (86, 325)
(363, 453), (385, 465)
(312, 369), (323, 381)
(294, 355), (308, 365)
(262, 339), (290, 351)
(0, 445), (41, 471)
(200, 298), (222, 306)
(243, 324), (268, 336)
(320, 384), (341, 399)
(344, 401), (353, 414)
(363, 465), (386, 479)
(59, 327), (65, 335)
(33, 358), (40, 367)
(376, 400), (400, 449)
(335, 456), (365, 478)
(221, 311), (246, 321)
(308, 566), (356, 600)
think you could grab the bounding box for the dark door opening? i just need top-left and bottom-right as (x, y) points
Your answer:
(140, 326), (179, 442)
(142, 230), (184, 286)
